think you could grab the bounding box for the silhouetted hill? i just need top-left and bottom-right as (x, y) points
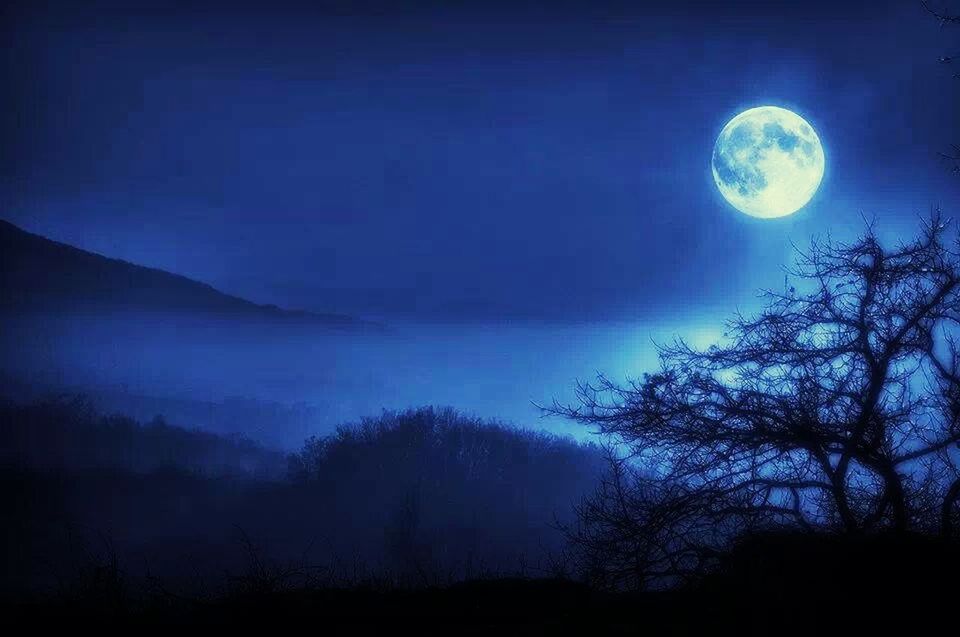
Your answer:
(0, 219), (369, 327)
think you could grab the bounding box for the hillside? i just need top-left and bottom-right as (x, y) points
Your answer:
(0, 219), (367, 327)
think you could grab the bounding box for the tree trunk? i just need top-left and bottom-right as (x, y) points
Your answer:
(819, 452), (860, 532)
(941, 478), (960, 537)
(878, 464), (909, 533)
(830, 472), (860, 532)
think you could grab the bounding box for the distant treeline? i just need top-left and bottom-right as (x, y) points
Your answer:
(0, 400), (605, 597)
(0, 373), (332, 450)
(0, 397), (287, 478)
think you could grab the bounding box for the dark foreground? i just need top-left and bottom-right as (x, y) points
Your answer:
(5, 534), (957, 635)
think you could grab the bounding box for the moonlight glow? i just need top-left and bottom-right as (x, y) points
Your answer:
(712, 106), (825, 219)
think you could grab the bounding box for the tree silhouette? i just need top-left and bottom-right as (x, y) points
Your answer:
(552, 218), (960, 588)
(288, 407), (606, 583)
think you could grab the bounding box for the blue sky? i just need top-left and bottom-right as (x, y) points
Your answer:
(3, 0), (958, 322)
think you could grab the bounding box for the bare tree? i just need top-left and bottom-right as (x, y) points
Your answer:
(551, 217), (960, 588)
(922, 1), (960, 26)
(923, 1), (960, 173)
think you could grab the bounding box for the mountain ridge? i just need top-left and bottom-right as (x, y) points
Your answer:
(0, 219), (373, 328)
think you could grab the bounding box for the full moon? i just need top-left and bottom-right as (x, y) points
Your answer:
(712, 106), (824, 219)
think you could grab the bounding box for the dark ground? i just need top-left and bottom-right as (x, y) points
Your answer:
(3, 400), (957, 633)
(4, 533), (956, 635)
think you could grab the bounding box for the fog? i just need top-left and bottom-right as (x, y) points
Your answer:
(0, 313), (727, 448)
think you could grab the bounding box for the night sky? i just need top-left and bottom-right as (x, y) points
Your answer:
(3, 0), (958, 323)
